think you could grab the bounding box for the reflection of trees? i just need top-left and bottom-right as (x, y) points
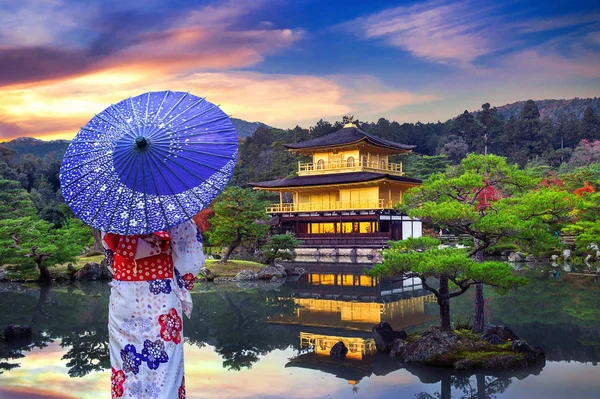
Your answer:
(59, 298), (109, 377)
(186, 289), (298, 370)
(413, 367), (536, 399)
(451, 266), (600, 363)
(0, 282), (110, 377)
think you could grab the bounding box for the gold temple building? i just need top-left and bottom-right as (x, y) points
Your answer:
(250, 122), (423, 248)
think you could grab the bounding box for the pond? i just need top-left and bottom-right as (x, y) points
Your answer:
(0, 262), (599, 399)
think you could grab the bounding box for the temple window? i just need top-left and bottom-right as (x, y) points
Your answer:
(347, 157), (355, 167)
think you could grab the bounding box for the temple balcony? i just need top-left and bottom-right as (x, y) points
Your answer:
(297, 160), (403, 176)
(266, 199), (394, 213)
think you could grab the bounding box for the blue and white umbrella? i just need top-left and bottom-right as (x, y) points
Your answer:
(60, 91), (238, 235)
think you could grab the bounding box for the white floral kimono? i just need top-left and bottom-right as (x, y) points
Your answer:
(103, 220), (204, 399)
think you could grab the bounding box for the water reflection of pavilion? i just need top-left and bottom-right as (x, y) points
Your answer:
(275, 269), (437, 332)
(274, 268), (437, 387)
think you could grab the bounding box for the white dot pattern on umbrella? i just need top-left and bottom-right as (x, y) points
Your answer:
(60, 91), (238, 235)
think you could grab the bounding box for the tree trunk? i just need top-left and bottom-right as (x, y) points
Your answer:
(220, 235), (241, 263)
(440, 375), (452, 399)
(438, 276), (452, 331)
(472, 238), (485, 334)
(37, 261), (53, 282)
(472, 283), (485, 333)
(477, 374), (487, 399)
(91, 229), (104, 252)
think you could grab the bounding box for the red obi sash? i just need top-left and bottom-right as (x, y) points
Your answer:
(103, 231), (173, 281)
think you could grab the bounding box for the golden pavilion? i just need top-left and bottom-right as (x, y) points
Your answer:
(250, 121), (423, 248)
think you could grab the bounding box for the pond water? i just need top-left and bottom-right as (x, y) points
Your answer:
(0, 262), (599, 399)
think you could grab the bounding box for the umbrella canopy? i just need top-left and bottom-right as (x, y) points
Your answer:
(60, 91), (238, 235)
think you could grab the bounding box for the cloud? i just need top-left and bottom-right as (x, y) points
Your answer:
(0, 70), (436, 140)
(344, 1), (507, 65)
(0, 0), (303, 87)
(344, 0), (600, 68)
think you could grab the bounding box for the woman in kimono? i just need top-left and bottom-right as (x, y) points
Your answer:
(103, 220), (204, 399)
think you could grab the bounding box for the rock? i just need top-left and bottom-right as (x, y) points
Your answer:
(563, 249), (571, 260)
(4, 325), (32, 340)
(372, 322), (407, 352)
(256, 264), (286, 280)
(99, 259), (113, 280)
(0, 269), (6, 281)
(500, 250), (512, 259)
(482, 355), (522, 369)
(512, 340), (546, 364)
(199, 267), (216, 281)
(283, 265), (305, 276)
(585, 254), (593, 263)
(483, 333), (504, 345)
(73, 262), (103, 280)
(550, 254), (559, 261)
(525, 254), (538, 262)
(507, 252), (525, 262)
(483, 325), (519, 342)
(389, 338), (409, 358)
(454, 359), (473, 370)
(402, 326), (457, 363)
(330, 341), (348, 360)
(234, 270), (258, 280)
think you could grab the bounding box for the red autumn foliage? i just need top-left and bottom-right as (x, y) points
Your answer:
(476, 185), (502, 210)
(541, 173), (564, 188)
(193, 208), (214, 233)
(574, 182), (595, 197)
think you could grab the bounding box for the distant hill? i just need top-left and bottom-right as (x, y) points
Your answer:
(1, 137), (71, 159)
(0, 118), (269, 158)
(231, 118), (268, 138)
(496, 98), (600, 122)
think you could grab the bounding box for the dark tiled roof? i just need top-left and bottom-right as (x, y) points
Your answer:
(249, 172), (421, 188)
(284, 126), (415, 151)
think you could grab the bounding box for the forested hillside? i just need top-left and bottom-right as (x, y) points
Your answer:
(496, 98), (600, 123)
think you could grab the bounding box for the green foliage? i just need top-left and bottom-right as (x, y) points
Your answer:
(0, 179), (37, 219)
(369, 237), (525, 329)
(207, 187), (269, 261)
(260, 233), (303, 264)
(0, 215), (92, 279)
(406, 154), (575, 257)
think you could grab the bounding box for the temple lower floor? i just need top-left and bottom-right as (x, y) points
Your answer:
(269, 210), (421, 248)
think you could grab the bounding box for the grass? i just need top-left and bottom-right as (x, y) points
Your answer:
(204, 259), (264, 277)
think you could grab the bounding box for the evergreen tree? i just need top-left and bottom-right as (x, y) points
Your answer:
(207, 187), (269, 263)
(581, 107), (600, 140)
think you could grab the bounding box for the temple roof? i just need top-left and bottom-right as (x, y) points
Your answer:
(284, 126), (416, 152)
(249, 172), (421, 189)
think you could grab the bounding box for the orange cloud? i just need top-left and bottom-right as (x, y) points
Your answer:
(0, 70), (436, 140)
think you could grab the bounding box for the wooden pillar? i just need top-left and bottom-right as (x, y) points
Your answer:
(388, 188), (391, 208)
(279, 191), (283, 210)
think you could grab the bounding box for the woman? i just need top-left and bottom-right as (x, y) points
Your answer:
(103, 220), (204, 399)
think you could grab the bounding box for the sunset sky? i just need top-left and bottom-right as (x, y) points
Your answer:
(1, 0), (599, 141)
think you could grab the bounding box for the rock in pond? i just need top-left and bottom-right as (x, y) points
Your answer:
(74, 262), (103, 280)
(372, 321), (408, 352)
(507, 252), (525, 262)
(256, 264), (286, 280)
(234, 270), (258, 280)
(330, 341), (348, 360)
(199, 267), (216, 281)
(482, 325), (519, 344)
(402, 326), (457, 363)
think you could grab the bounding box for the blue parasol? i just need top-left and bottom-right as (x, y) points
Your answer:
(60, 91), (238, 235)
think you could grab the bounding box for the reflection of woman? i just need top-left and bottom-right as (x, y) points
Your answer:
(102, 220), (204, 399)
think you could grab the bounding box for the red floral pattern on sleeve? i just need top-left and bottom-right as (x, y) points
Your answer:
(158, 308), (183, 344)
(111, 367), (126, 398)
